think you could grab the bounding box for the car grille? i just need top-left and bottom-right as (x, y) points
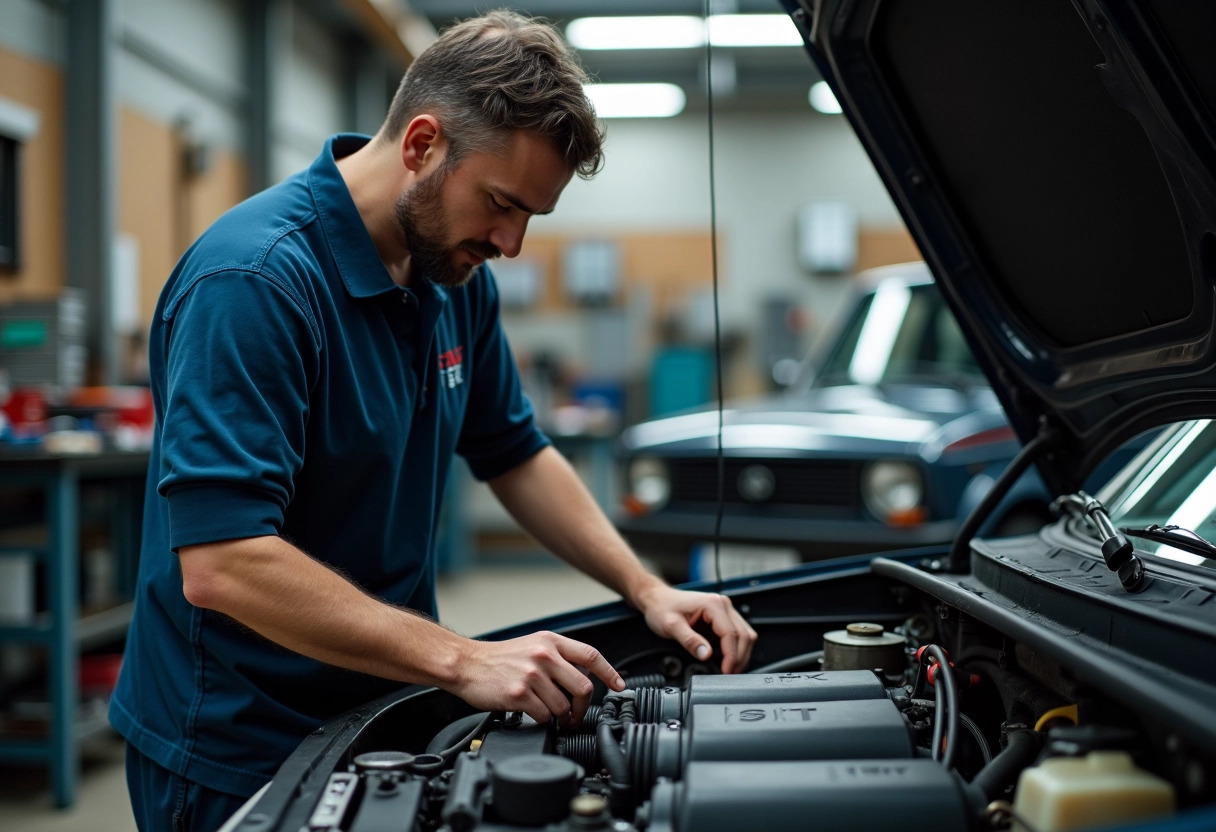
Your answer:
(667, 459), (861, 508)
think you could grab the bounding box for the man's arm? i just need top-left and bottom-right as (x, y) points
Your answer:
(488, 446), (757, 673)
(179, 536), (624, 726)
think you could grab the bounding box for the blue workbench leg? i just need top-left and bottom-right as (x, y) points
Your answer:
(114, 476), (141, 599)
(48, 469), (80, 808)
(589, 437), (614, 513)
(435, 460), (472, 576)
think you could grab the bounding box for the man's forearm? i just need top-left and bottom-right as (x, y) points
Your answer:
(178, 533), (626, 725)
(488, 446), (665, 607)
(179, 535), (464, 687)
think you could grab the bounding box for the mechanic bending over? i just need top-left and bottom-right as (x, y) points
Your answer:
(110, 10), (756, 831)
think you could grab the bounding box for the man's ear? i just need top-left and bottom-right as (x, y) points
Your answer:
(400, 115), (445, 174)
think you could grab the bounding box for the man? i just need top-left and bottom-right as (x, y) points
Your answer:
(110, 10), (756, 831)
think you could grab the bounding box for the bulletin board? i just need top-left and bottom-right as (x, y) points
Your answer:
(855, 227), (922, 273)
(517, 232), (718, 318)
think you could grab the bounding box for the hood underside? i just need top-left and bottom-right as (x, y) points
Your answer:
(784, 0), (1216, 495)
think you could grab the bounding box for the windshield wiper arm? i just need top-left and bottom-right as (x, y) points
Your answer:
(1121, 524), (1216, 561)
(1049, 491), (1146, 591)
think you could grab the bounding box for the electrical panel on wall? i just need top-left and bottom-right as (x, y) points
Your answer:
(491, 258), (543, 309)
(798, 201), (857, 274)
(562, 239), (621, 306)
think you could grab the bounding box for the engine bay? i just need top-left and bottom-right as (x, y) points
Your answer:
(233, 545), (1216, 832)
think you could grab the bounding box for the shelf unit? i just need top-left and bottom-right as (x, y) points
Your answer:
(0, 448), (147, 808)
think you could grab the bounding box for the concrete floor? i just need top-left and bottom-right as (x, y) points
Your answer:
(0, 562), (621, 830)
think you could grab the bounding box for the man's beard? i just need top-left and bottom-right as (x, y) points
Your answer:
(394, 166), (501, 288)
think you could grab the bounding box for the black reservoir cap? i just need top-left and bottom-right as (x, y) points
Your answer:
(491, 754), (583, 826)
(352, 750), (414, 773)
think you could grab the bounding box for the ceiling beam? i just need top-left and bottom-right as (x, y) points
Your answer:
(339, 0), (436, 68)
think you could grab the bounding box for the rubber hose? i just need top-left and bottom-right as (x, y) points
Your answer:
(931, 670), (946, 763)
(970, 729), (1042, 800)
(622, 673), (666, 689)
(965, 659), (1069, 723)
(578, 705), (603, 732)
(597, 721), (630, 786)
(426, 712), (491, 757)
(556, 733), (600, 771)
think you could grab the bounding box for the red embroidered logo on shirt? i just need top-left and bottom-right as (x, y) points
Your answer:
(438, 346), (464, 389)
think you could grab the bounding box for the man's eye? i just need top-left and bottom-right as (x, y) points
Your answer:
(491, 197), (510, 212)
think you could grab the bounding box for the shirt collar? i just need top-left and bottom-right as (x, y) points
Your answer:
(309, 134), (440, 302)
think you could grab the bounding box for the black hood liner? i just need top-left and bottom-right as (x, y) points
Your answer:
(873, 0), (1190, 348)
(785, 0), (1216, 495)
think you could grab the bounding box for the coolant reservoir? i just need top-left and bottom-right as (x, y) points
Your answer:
(822, 622), (906, 674)
(1012, 750), (1174, 832)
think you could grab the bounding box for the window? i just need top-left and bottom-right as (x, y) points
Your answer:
(0, 98), (39, 274)
(0, 133), (18, 271)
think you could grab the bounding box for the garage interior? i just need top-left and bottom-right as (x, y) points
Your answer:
(0, 0), (922, 826)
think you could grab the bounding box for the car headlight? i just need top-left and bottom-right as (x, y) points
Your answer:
(625, 457), (671, 514)
(861, 460), (926, 525)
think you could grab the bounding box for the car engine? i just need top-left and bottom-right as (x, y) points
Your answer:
(272, 610), (1191, 832)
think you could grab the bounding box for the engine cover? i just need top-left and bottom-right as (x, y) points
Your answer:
(647, 759), (975, 832)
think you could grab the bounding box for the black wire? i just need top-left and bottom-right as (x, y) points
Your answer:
(612, 646), (679, 671)
(911, 698), (992, 766)
(959, 712), (992, 764)
(704, 0), (725, 592)
(923, 644), (959, 770)
(931, 669), (946, 762)
(748, 650), (825, 674)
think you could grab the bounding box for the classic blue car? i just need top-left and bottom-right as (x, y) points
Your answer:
(614, 262), (1111, 582)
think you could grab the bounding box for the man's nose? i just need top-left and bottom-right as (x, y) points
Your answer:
(489, 215), (529, 258)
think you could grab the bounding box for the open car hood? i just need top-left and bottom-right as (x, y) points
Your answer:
(782, 0), (1216, 495)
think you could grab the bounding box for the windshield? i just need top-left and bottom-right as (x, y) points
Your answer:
(1098, 420), (1216, 569)
(813, 280), (984, 389)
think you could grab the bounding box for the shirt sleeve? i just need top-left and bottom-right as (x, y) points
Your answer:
(455, 268), (551, 481)
(156, 269), (320, 549)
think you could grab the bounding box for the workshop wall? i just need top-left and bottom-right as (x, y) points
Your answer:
(272, 3), (349, 182)
(0, 0), (61, 66)
(119, 0), (246, 157)
(0, 0), (359, 343)
(512, 112), (918, 403)
(117, 108), (247, 330)
(533, 111), (912, 343)
(0, 0), (917, 395)
(117, 0), (346, 328)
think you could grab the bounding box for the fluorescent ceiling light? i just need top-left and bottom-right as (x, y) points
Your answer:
(567, 14), (801, 50)
(584, 83), (686, 119)
(567, 16), (705, 50)
(809, 80), (843, 114)
(707, 15), (803, 47)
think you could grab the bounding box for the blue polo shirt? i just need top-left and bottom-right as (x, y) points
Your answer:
(110, 134), (550, 796)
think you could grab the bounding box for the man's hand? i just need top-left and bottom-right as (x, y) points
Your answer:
(452, 631), (625, 727)
(635, 584), (758, 674)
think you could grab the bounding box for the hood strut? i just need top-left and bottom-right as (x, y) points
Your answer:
(1050, 492), (1147, 592)
(944, 417), (1060, 573)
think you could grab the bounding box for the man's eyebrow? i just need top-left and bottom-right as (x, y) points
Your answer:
(495, 189), (553, 216)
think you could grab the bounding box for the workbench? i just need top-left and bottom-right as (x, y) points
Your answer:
(0, 447), (148, 808)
